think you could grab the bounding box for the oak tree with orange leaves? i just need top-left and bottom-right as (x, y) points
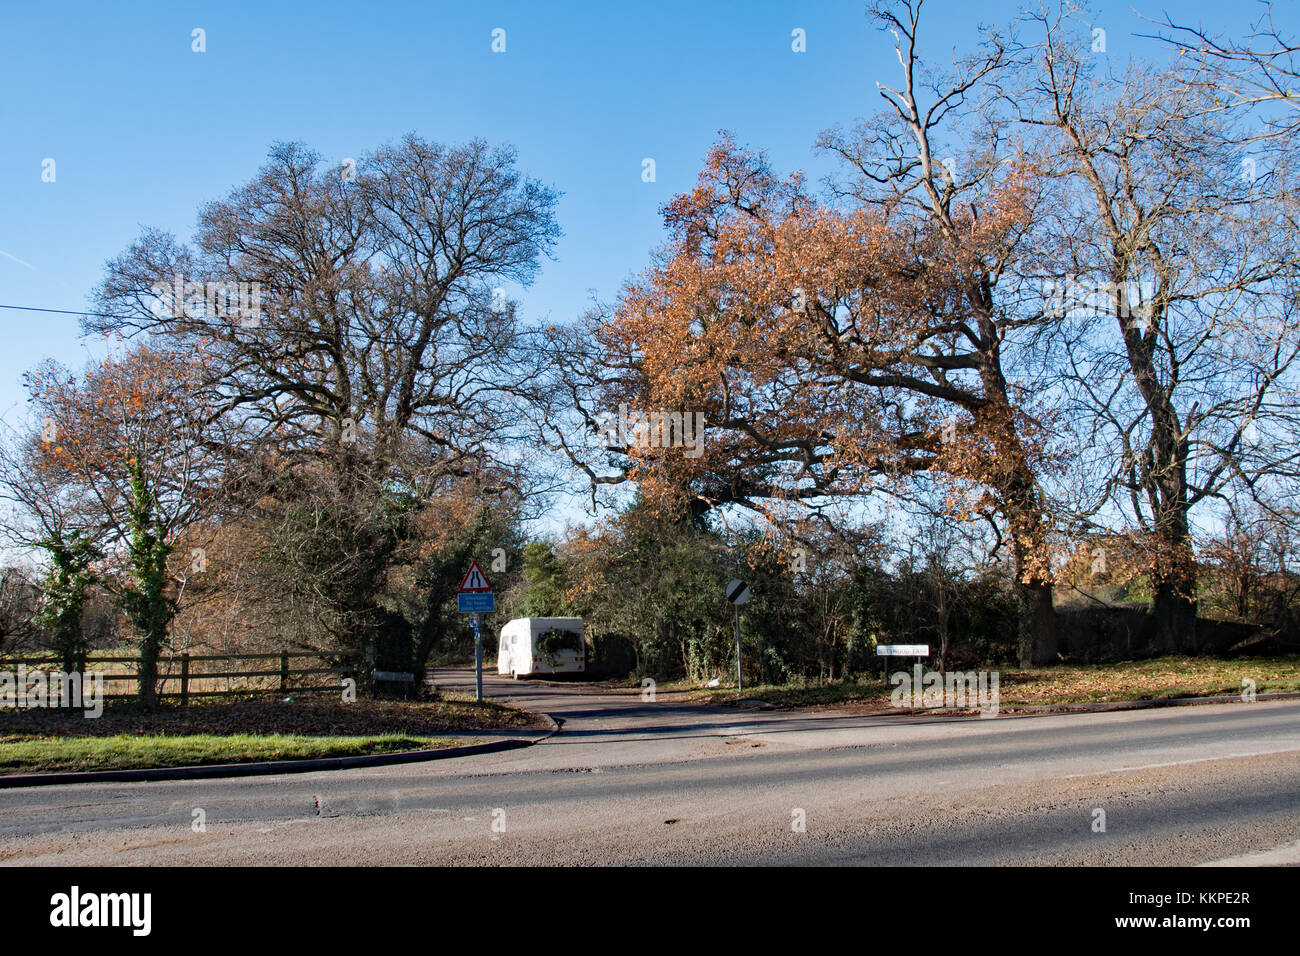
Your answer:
(559, 4), (1068, 665)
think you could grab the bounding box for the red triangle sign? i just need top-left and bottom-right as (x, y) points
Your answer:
(459, 561), (493, 592)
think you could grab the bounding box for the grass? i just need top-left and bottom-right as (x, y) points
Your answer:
(0, 693), (544, 776)
(671, 654), (1300, 711)
(0, 732), (462, 775)
(995, 655), (1300, 705)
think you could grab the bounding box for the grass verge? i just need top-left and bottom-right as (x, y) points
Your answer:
(0, 693), (545, 775)
(0, 732), (462, 775)
(670, 654), (1300, 711)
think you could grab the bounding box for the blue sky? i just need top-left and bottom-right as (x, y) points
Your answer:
(0, 0), (1260, 477)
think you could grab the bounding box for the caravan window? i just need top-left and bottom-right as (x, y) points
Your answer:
(535, 628), (583, 656)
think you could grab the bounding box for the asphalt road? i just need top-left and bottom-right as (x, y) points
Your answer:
(1, 669), (1298, 865)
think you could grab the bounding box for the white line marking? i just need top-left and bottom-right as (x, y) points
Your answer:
(1062, 747), (1300, 779)
(1200, 838), (1300, 867)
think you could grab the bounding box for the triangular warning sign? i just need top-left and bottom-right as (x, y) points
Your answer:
(459, 561), (493, 592)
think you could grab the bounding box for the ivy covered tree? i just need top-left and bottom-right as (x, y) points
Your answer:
(31, 531), (100, 674)
(120, 459), (176, 709)
(22, 345), (238, 707)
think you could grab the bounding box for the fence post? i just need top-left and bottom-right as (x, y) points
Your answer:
(180, 653), (190, 708)
(280, 651), (289, 693)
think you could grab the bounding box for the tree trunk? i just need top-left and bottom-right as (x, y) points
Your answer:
(1005, 488), (1058, 667)
(138, 636), (161, 710)
(1147, 496), (1198, 654)
(370, 607), (414, 697)
(1147, 542), (1198, 654)
(937, 594), (951, 670)
(59, 643), (77, 679)
(412, 611), (446, 699)
(1124, 296), (1197, 655)
(975, 330), (1058, 669)
(1019, 578), (1057, 667)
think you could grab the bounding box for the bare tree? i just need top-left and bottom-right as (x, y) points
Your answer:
(87, 136), (560, 676)
(1012, 6), (1300, 651)
(1144, 1), (1300, 142)
(814, 0), (1067, 664)
(0, 565), (39, 657)
(91, 137), (559, 487)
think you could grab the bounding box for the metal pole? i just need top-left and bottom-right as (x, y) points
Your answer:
(734, 604), (743, 692)
(473, 614), (483, 705)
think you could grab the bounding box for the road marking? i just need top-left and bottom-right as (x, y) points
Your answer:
(1200, 838), (1300, 867)
(1062, 746), (1300, 779)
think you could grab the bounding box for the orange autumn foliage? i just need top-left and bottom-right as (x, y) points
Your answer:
(595, 138), (1061, 587)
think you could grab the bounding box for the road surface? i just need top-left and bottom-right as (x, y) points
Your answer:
(1, 669), (1298, 865)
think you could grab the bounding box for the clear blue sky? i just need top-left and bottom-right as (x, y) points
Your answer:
(0, 0), (1256, 446)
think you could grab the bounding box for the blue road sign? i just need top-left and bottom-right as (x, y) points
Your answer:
(458, 592), (495, 613)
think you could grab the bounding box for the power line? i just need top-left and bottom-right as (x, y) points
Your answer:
(2, 302), (1297, 390)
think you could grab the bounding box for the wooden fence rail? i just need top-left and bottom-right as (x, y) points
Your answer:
(0, 651), (361, 704)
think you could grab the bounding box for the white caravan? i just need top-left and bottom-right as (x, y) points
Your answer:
(497, 617), (586, 677)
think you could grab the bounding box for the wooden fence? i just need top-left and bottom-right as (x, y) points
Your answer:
(0, 651), (360, 705)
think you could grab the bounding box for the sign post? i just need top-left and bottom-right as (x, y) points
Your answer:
(471, 614), (482, 704)
(875, 644), (930, 683)
(458, 561), (495, 705)
(724, 579), (751, 692)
